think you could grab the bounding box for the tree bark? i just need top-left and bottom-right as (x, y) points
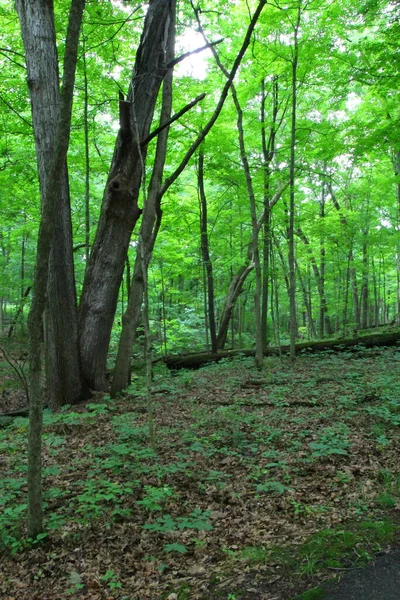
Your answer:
(261, 76), (279, 351)
(216, 186), (287, 350)
(288, 2), (301, 361)
(17, 0), (85, 539)
(110, 2), (175, 396)
(198, 147), (217, 353)
(16, 0), (85, 408)
(79, 0), (174, 390)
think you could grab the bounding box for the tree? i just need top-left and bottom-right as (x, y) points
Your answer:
(15, 0), (85, 408)
(16, 0), (86, 538)
(78, 0), (176, 391)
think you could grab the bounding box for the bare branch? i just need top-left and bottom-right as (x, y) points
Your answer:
(167, 38), (224, 68)
(142, 93), (206, 146)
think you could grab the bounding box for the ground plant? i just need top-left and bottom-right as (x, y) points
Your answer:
(1, 348), (400, 598)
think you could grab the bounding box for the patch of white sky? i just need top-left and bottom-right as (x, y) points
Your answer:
(96, 28), (211, 131)
(175, 29), (212, 81)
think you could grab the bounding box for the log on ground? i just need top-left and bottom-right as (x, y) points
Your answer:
(163, 330), (400, 369)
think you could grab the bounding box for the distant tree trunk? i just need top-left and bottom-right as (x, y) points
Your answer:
(18, 0), (85, 538)
(295, 226), (331, 337)
(360, 235), (369, 329)
(198, 148), (217, 353)
(295, 259), (317, 338)
(232, 86), (262, 368)
(329, 183), (361, 330)
(288, 1), (301, 360)
(16, 0), (85, 408)
(260, 76), (279, 351)
(318, 167), (332, 336)
(216, 186), (287, 350)
(83, 40), (91, 267)
(393, 151), (400, 323)
(79, 0), (174, 391)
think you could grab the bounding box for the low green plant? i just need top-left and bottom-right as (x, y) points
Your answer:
(100, 569), (122, 591)
(137, 485), (176, 511)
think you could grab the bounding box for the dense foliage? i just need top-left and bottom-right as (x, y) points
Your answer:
(0, 0), (398, 354)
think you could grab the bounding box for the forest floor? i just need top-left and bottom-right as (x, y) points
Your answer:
(1, 345), (400, 599)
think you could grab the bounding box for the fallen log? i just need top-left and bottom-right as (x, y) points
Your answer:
(163, 330), (400, 369)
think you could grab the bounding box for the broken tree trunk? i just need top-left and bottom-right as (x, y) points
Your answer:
(78, 0), (174, 391)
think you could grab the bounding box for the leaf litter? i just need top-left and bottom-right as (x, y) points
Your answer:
(1, 346), (400, 599)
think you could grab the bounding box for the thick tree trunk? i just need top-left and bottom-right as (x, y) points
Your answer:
(16, 0), (84, 408)
(111, 8), (175, 396)
(17, 0), (85, 539)
(79, 0), (173, 390)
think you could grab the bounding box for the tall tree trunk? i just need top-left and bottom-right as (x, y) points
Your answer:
(17, 0), (85, 538)
(261, 76), (279, 351)
(83, 40), (91, 268)
(360, 236), (369, 329)
(79, 0), (174, 390)
(329, 183), (361, 330)
(393, 151), (400, 323)
(198, 148), (217, 353)
(16, 0), (85, 408)
(288, 2), (301, 360)
(295, 226), (331, 337)
(193, 0), (269, 359)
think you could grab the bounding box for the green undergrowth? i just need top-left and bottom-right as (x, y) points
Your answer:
(1, 347), (400, 598)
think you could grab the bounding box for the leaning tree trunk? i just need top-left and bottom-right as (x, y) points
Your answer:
(111, 6), (175, 396)
(79, 0), (174, 390)
(16, 0), (85, 408)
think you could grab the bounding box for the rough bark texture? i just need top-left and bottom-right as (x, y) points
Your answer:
(16, 0), (85, 539)
(164, 330), (400, 370)
(111, 1), (175, 396)
(79, 0), (173, 390)
(16, 0), (84, 408)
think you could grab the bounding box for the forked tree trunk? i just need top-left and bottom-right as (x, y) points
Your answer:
(17, 0), (85, 538)
(111, 5), (175, 396)
(79, 0), (174, 390)
(16, 0), (85, 408)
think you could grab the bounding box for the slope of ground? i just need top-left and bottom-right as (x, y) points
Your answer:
(1, 345), (400, 599)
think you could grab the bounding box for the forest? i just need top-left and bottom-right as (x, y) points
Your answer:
(0, 0), (400, 598)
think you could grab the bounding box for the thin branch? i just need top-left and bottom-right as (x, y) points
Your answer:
(0, 93), (32, 128)
(142, 93), (206, 146)
(159, 0), (267, 199)
(167, 38), (224, 68)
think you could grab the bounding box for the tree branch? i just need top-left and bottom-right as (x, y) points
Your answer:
(142, 93), (206, 146)
(167, 38), (223, 68)
(159, 0), (267, 199)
